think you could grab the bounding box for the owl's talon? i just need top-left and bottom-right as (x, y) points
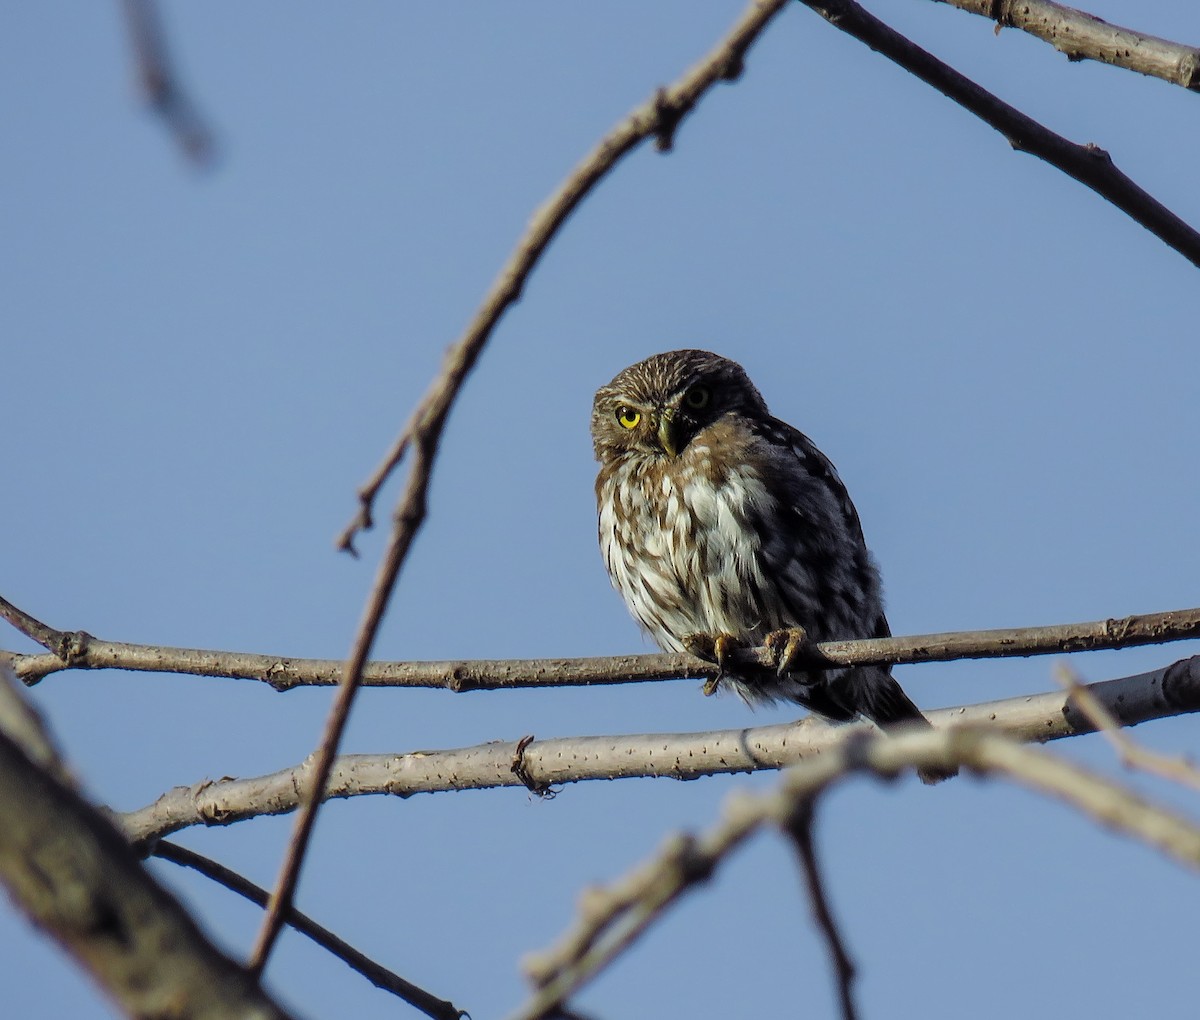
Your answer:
(685, 632), (742, 696)
(765, 627), (810, 677)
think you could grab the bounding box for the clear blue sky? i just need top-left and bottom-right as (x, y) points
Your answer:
(4, 3), (1200, 1017)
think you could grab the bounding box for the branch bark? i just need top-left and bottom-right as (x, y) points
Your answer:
(120, 656), (1200, 846)
(930, 0), (1200, 90)
(797, 0), (1200, 267)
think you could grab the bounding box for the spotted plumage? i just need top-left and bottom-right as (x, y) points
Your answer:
(591, 349), (952, 783)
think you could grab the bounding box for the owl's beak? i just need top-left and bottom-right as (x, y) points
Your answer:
(655, 408), (680, 458)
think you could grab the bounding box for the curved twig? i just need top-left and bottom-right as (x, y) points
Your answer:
(250, 0), (793, 976)
(335, 0), (790, 555)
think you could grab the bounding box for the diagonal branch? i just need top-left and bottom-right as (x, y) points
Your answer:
(250, 0), (793, 977)
(335, 0), (791, 554)
(7, 592), (1200, 690)
(154, 841), (465, 1020)
(512, 723), (1200, 1019)
(929, 0), (1200, 91)
(797, 0), (1200, 267)
(786, 802), (857, 1020)
(120, 656), (1200, 846)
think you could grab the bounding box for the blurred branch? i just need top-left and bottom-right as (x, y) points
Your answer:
(9, 592), (1200, 689)
(154, 841), (465, 1020)
(252, 0), (793, 977)
(513, 724), (1200, 1019)
(1055, 663), (1200, 792)
(121, 0), (215, 164)
(929, 0), (1200, 90)
(121, 656), (1200, 845)
(797, 0), (1200, 268)
(0, 668), (292, 1019)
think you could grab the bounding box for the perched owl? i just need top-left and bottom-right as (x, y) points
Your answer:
(591, 349), (953, 784)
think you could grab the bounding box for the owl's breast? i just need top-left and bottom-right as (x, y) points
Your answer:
(597, 453), (779, 647)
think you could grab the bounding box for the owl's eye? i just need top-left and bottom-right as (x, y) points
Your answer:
(684, 384), (711, 410)
(616, 406), (641, 429)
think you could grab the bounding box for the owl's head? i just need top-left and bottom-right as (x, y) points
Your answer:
(591, 349), (768, 462)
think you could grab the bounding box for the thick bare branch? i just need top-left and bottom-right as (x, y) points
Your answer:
(154, 841), (465, 1020)
(513, 724), (1200, 1019)
(931, 0), (1200, 90)
(9, 594), (1200, 690)
(121, 656), (1200, 846)
(251, 0), (793, 975)
(0, 698), (292, 1018)
(797, 0), (1200, 267)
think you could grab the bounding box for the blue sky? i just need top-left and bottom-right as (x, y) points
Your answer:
(4, 3), (1200, 1017)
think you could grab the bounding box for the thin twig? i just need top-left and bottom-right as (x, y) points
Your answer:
(797, 0), (1200, 267)
(119, 656), (1200, 846)
(153, 841), (465, 1020)
(512, 725), (1200, 1019)
(250, 0), (793, 977)
(335, 0), (790, 556)
(1054, 662), (1200, 793)
(8, 592), (1200, 689)
(121, 0), (215, 165)
(929, 0), (1200, 90)
(786, 802), (857, 1020)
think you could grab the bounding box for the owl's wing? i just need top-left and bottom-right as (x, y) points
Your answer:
(763, 415), (893, 639)
(766, 416), (868, 545)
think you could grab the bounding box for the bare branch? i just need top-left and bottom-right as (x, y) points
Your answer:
(120, 656), (1200, 845)
(0, 691), (293, 1017)
(9, 593), (1200, 691)
(1055, 662), (1200, 792)
(797, 0), (1200, 267)
(335, 0), (790, 554)
(930, 0), (1200, 91)
(252, 0), (793, 976)
(785, 803), (857, 1020)
(154, 841), (465, 1020)
(514, 725), (1200, 1018)
(121, 0), (215, 165)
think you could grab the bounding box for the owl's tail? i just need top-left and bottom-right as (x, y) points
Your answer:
(850, 668), (958, 786)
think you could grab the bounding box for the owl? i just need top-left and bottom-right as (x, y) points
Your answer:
(591, 349), (952, 784)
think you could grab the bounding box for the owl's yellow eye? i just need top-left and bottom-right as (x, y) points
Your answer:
(684, 384), (711, 410)
(616, 406), (641, 429)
